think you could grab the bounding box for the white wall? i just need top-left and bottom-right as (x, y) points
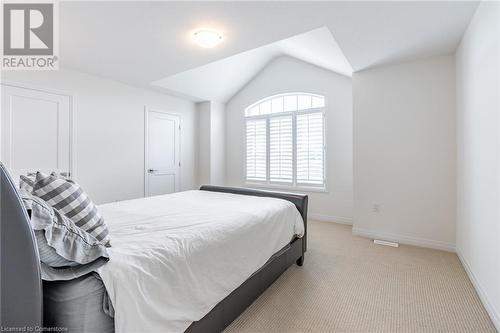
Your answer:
(210, 101), (226, 185)
(196, 101), (226, 186)
(226, 56), (353, 222)
(197, 101), (211, 186)
(2, 68), (198, 204)
(352, 55), (456, 251)
(455, 2), (500, 329)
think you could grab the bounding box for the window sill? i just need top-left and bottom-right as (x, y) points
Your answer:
(245, 182), (328, 194)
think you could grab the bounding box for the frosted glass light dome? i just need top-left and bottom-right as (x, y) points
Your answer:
(193, 30), (223, 48)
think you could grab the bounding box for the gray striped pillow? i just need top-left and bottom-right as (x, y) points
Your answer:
(32, 172), (111, 246)
(19, 174), (35, 193)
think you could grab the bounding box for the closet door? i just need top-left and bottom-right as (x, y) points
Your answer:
(1, 84), (73, 183)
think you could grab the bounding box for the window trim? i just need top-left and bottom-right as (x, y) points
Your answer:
(245, 92), (326, 117)
(244, 93), (327, 191)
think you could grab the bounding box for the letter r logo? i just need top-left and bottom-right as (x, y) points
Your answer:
(3, 3), (53, 55)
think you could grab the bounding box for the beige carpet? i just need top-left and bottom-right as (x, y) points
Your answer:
(225, 221), (496, 333)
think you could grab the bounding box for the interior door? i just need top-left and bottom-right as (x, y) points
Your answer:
(146, 110), (180, 196)
(1, 84), (72, 183)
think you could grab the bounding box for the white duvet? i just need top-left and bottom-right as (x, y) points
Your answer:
(97, 190), (304, 333)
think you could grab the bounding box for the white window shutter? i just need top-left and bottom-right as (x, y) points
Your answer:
(269, 115), (293, 183)
(246, 119), (267, 181)
(297, 112), (324, 185)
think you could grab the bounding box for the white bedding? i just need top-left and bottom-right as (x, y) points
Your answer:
(96, 190), (304, 333)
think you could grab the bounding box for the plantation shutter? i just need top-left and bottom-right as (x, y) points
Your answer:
(246, 119), (267, 181)
(296, 112), (324, 185)
(269, 115), (293, 183)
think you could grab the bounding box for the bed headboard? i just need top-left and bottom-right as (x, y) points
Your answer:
(0, 163), (43, 328)
(199, 185), (308, 252)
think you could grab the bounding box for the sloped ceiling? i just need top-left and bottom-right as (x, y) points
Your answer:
(59, 1), (478, 102)
(152, 27), (352, 102)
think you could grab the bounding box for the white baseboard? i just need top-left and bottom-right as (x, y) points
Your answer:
(309, 213), (353, 225)
(457, 250), (500, 332)
(351, 227), (456, 252)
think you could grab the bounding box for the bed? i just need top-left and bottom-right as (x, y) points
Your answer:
(0, 163), (308, 332)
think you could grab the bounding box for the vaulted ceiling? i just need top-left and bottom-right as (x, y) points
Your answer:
(60, 1), (478, 102)
(151, 27), (352, 102)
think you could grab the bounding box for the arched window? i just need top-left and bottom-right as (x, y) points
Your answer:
(245, 93), (325, 188)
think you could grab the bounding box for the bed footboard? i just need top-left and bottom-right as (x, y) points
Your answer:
(188, 185), (308, 333)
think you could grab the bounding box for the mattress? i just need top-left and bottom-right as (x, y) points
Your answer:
(45, 190), (304, 333)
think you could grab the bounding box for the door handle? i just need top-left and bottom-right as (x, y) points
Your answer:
(148, 169), (157, 173)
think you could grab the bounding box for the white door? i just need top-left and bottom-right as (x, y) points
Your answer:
(145, 110), (180, 196)
(1, 84), (73, 183)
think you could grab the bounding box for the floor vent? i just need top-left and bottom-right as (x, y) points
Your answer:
(374, 239), (399, 247)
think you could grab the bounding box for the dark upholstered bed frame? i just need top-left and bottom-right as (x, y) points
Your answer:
(0, 164), (307, 333)
(187, 186), (308, 332)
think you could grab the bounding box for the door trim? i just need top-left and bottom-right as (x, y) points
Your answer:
(0, 81), (77, 180)
(144, 106), (182, 197)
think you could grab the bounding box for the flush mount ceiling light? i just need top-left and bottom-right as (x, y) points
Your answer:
(193, 29), (223, 48)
